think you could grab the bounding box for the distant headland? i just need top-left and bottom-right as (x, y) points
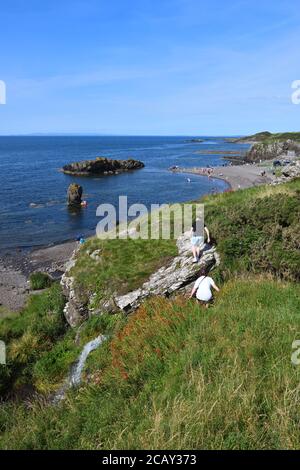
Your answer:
(225, 130), (300, 144)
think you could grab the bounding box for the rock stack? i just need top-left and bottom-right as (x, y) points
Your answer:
(67, 183), (83, 207)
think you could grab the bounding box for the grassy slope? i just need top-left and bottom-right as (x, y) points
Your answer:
(262, 132), (300, 143)
(204, 180), (300, 282)
(0, 285), (67, 396)
(0, 179), (300, 449)
(1, 279), (300, 449)
(0, 222), (179, 396)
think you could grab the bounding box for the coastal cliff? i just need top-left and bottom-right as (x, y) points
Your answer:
(225, 131), (300, 164)
(62, 157), (144, 176)
(245, 139), (300, 163)
(1, 174), (300, 449)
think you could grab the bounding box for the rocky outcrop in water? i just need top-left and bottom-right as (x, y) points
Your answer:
(67, 183), (83, 206)
(62, 157), (144, 176)
(61, 232), (220, 327)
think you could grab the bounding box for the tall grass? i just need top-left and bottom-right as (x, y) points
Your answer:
(203, 178), (300, 282)
(0, 284), (68, 396)
(1, 278), (300, 449)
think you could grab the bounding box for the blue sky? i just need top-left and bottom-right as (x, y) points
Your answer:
(0, 0), (300, 135)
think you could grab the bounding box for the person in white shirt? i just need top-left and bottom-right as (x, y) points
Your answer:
(190, 268), (220, 307)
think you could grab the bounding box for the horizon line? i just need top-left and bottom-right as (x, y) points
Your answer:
(0, 132), (246, 137)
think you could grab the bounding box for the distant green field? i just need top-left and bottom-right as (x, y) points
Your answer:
(236, 131), (300, 143)
(265, 132), (300, 143)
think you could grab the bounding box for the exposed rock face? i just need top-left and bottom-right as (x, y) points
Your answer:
(61, 231), (220, 327)
(114, 236), (218, 313)
(245, 140), (300, 163)
(60, 248), (87, 327)
(271, 160), (300, 185)
(62, 157), (144, 176)
(67, 183), (83, 206)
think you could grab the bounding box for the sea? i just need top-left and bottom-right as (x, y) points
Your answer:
(0, 136), (249, 251)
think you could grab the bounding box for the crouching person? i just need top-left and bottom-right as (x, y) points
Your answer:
(190, 267), (220, 308)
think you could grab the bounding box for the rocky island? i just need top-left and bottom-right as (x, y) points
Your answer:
(184, 138), (204, 143)
(62, 156), (145, 176)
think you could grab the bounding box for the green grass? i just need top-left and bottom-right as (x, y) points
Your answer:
(1, 278), (300, 449)
(203, 178), (300, 282)
(237, 131), (300, 143)
(0, 306), (14, 319)
(0, 284), (67, 396)
(0, 283), (127, 396)
(70, 226), (178, 309)
(265, 132), (300, 143)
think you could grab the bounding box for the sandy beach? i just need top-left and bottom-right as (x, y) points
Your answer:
(175, 162), (275, 190)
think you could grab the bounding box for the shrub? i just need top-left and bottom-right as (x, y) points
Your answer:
(0, 284), (67, 396)
(205, 181), (300, 281)
(29, 272), (53, 290)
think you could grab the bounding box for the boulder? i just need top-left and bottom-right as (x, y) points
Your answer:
(89, 249), (102, 261)
(271, 160), (300, 185)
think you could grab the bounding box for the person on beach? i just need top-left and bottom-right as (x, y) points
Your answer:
(190, 267), (220, 307)
(191, 220), (210, 263)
